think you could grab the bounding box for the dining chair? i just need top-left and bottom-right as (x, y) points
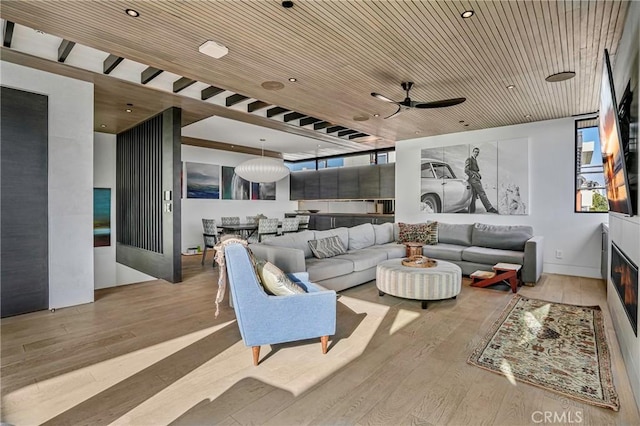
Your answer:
(257, 218), (279, 242)
(201, 219), (219, 266)
(246, 216), (258, 224)
(221, 216), (241, 226)
(280, 217), (300, 234)
(296, 215), (310, 231)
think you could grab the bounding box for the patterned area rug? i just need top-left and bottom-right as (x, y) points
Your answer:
(468, 295), (620, 411)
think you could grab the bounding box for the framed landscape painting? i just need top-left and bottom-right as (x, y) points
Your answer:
(185, 162), (220, 199)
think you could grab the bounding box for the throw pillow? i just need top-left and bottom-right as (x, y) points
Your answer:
(397, 222), (438, 245)
(308, 235), (347, 259)
(254, 259), (307, 296)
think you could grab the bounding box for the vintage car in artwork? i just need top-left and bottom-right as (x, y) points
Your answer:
(420, 158), (472, 213)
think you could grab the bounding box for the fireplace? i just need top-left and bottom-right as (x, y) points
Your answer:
(611, 243), (638, 336)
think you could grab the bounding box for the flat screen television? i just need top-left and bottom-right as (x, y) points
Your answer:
(599, 48), (634, 216)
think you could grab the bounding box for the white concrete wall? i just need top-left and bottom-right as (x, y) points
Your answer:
(607, 0), (640, 409)
(93, 132), (156, 289)
(1, 61), (94, 309)
(395, 117), (607, 278)
(181, 145), (297, 251)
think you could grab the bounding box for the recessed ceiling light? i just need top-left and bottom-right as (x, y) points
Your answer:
(100, 124), (106, 128)
(260, 138), (266, 142)
(199, 40), (228, 59)
(125, 108), (132, 113)
(464, 124), (469, 127)
(459, 120), (465, 123)
(288, 77), (297, 82)
(415, 131), (421, 134)
(525, 114), (532, 118)
(126, 103), (133, 107)
(261, 81), (285, 90)
(507, 84), (515, 89)
(125, 9), (140, 17)
(545, 71), (576, 82)
(282, 1), (294, 8)
(461, 10), (474, 19)
(373, 113), (380, 117)
(353, 114), (370, 121)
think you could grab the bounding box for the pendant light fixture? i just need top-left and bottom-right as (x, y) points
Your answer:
(234, 139), (290, 183)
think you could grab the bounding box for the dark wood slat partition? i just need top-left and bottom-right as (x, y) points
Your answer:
(116, 108), (181, 282)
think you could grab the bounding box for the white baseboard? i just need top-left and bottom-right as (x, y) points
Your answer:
(543, 263), (602, 279)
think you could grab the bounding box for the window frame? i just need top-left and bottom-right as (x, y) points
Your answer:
(574, 116), (609, 214)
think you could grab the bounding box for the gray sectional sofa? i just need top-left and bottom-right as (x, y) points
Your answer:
(249, 223), (404, 291)
(249, 221), (544, 292)
(423, 222), (543, 284)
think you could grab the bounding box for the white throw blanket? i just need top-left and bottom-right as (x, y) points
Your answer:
(213, 237), (248, 317)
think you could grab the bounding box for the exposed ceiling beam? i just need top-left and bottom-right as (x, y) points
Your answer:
(326, 125), (346, 133)
(141, 67), (163, 84)
(266, 107), (288, 118)
(103, 54), (123, 74)
(349, 132), (368, 139)
(182, 136), (282, 159)
(3, 21), (14, 48)
(283, 112), (305, 122)
(226, 93), (248, 107)
(338, 129), (358, 137)
(201, 85), (224, 100)
(300, 117), (321, 126)
(247, 100), (270, 113)
(314, 121), (332, 130)
(173, 77), (196, 93)
(57, 39), (75, 63)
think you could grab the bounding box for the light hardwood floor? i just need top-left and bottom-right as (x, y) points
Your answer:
(1, 255), (639, 425)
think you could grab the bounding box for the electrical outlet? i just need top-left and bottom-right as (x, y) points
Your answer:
(555, 250), (563, 259)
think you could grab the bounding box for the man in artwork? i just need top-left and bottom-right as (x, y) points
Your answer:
(465, 147), (498, 214)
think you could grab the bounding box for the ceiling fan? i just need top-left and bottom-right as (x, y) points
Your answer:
(371, 82), (466, 119)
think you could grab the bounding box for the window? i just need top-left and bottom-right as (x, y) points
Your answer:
(432, 163), (454, 179)
(575, 118), (608, 212)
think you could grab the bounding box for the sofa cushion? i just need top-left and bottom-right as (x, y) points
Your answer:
(437, 223), (473, 246)
(373, 222), (394, 245)
(308, 235), (347, 259)
(314, 228), (349, 251)
(397, 222), (438, 245)
(255, 259), (307, 296)
(369, 242), (406, 259)
(334, 249), (388, 272)
(305, 257), (354, 282)
(348, 223), (376, 250)
(462, 246), (525, 265)
(471, 223), (533, 251)
(263, 230), (315, 258)
(422, 243), (466, 262)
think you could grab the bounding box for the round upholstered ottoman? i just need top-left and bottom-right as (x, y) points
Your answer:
(376, 258), (462, 309)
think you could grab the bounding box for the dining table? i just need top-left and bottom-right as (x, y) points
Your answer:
(217, 223), (259, 240)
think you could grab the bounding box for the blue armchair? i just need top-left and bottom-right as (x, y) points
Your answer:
(224, 243), (337, 365)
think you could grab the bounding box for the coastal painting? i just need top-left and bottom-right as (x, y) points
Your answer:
(185, 162), (220, 199)
(93, 188), (111, 247)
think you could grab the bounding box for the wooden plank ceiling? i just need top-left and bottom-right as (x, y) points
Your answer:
(0, 0), (630, 157)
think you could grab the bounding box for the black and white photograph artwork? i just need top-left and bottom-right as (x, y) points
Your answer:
(420, 138), (528, 215)
(251, 182), (276, 200)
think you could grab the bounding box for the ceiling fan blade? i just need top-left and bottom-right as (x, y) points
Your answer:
(371, 92), (399, 104)
(383, 106), (403, 119)
(412, 98), (467, 109)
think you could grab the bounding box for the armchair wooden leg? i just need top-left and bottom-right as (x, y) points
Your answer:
(252, 346), (260, 366)
(321, 335), (329, 354)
